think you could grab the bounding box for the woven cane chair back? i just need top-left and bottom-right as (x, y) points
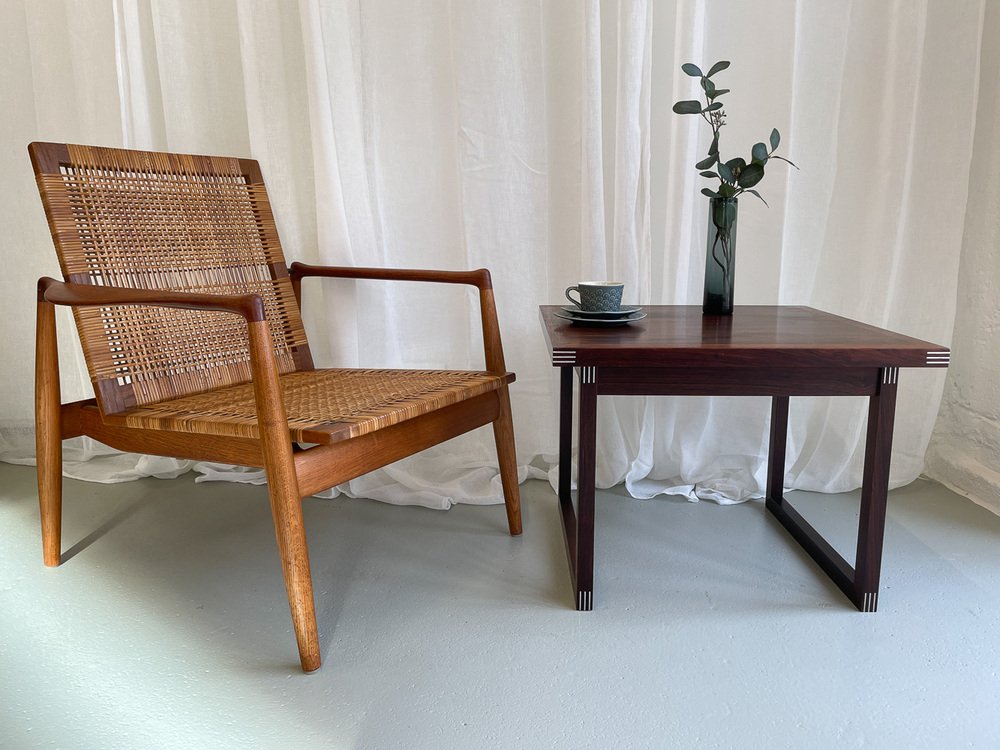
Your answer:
(30, 143), (312, 414)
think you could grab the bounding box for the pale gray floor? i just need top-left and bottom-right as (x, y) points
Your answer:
(1, 463), (999, 749)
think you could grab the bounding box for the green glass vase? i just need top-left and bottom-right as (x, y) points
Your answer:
(703, 196), (738, 315)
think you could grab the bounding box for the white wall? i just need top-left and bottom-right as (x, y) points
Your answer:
(925, 2), (1000, 514)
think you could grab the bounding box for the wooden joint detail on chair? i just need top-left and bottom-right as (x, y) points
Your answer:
(59, 400), (93, 440)
(291, 347), (316, 372)
(96, 378), (138, 413)
(294, 391), (501, 497)
(28, 141), (71, 177)
(237, 157), (265, 183)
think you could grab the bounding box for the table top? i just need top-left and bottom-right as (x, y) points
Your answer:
(539, 305), (950, 369)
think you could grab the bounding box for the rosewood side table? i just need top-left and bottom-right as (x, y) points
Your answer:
(539, 305), (950, 612)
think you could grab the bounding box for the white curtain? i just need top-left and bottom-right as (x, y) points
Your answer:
(0, 1), (978, 508)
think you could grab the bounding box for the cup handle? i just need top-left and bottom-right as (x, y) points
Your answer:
(565, 286), (581, 307)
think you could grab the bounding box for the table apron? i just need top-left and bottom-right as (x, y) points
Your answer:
(591, 365), (880, 397)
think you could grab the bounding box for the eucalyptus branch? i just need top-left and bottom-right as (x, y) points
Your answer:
(672, 60), (798, 206)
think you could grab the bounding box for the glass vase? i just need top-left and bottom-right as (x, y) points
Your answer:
(703, 196), (738, 315)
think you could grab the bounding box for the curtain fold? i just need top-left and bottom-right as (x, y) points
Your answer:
(0, 0), (977, 508)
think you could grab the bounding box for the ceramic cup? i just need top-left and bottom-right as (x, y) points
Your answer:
(565, 281), (624, 312)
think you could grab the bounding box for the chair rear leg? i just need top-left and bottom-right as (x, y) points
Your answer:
(35, 295), (62, 566)
(493, 386), (522, 536)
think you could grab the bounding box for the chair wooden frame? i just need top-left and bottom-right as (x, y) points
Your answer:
(30, 142), (521, 672)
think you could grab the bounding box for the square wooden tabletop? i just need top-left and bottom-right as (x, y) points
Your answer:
(539, 305), (951, 369)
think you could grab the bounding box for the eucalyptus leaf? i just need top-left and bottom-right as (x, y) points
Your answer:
(744, 189), (768, 206)
(737, 163), (765, 188)
(672, 100), (703, 115)
(709, 134), (719, 156)
(717, 162), (735, 184)
(695, 154), (718, 169)
(770, 128), (780, 150)
(681, 63), (703, 77)
(725, 157), (746, 176)
(751, 142), (769, 164)
(706, 61), (731, 77)
(719, 183), (737, 198)
(700, 187), (720, 199)
(699, 171), (719, 178)
(711, 88), (730, 98)
(705, 102), (724, 112)
(701, 78), (716, 94)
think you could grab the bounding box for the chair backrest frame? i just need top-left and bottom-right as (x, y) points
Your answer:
(30, 142), (314, 415)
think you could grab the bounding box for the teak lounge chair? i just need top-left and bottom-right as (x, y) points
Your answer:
(29, 142), (521, 672)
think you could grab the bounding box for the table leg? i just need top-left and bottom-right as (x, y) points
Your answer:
(854, 367), (898, 612)
(555, 364), (597, 610)
(766, 395), (859, 596)
(558, 366), (573, 503)
(575, 367), (597, 610)
(766, 370), (898, 612)
(766, 396), (789, 501)
(557, 367), (578, 574)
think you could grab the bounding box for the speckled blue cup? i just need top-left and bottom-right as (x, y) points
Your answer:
(565, 281), (624, 312)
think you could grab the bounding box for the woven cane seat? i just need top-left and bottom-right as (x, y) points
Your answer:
(107, 368), (513, 445)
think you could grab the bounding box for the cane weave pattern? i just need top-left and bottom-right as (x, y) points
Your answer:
(32, 143), (310, 413)
(113, 369), (510, 444)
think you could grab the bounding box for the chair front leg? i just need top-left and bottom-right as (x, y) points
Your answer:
(264, 453), (320, 672)
(35, 295), (62, 566)
(248, 321), (320, 672)
(493, 385), (522, 536)
(477, 284), (522, 535)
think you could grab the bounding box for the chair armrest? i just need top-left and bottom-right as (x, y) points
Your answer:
(287, 264), (508, 373)
(288, 263), (492, 290)
(35, 277), (292, 451)
(38, 277), (266, 321)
